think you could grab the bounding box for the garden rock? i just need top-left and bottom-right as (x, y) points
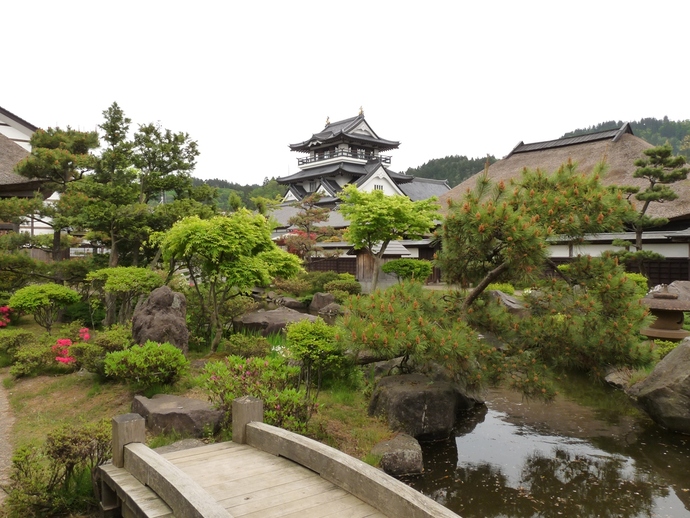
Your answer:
(369, 373), (469, 440)
(132, 286), (189, 354)
(371, 434), (423, 476)
(275, 296), (307, 310)
(487, 290), (529, 318)
(309, 292), (335, 313)
(668, 281), (690, 301)
(629, 340), (690, 434)
(233, 307), (316, 336)
(132, 394), (223, 437)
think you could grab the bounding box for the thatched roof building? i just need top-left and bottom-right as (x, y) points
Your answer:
(438, 124), (690, 224)
(0, 132), (45, 198)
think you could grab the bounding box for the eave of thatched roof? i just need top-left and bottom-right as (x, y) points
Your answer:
(438, 132), (690, 222)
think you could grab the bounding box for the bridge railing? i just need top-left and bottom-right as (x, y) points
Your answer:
(100, 397), (459, 518)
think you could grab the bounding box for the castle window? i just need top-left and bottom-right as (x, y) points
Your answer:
(374, 184), (384, 191)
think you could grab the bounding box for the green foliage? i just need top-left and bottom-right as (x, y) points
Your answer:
(221, 333), (271, 358)
(323, 278), (361, 295)
(104, 341), (189, 387)
(87, 266), (163, 326)
(486, 283), (516, 295)
(286, 318), (341, 398)
(339, 185), (439, 290)
(198, 356), (309, 432)
(382, 259), (433, 282)
(439, 162), (634, 311)
(405, 155), (497, 188)
(337, 282), (501, 393)
(624, 272), (650, 297)
(160, 211), (302, 351)
(653, 339), (678, 361)
(9, 341), (54, 378)
(9, 284), (81, 333)
(0, 329), (36, 359)
(303, 271), (340, 293)
(93, 324), (134, 352)
(284, 193), (333, 260)
(3, 420), (111, 517)
(272, 277), (311, 297)
(474, 254), (654, 378)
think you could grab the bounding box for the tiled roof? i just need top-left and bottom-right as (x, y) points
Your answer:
(398, 177), (450, 201)
(289, 114), (399, 152)
(277, 162), (369, 184)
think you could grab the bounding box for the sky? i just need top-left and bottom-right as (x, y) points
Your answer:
(4, 1), (689, 186)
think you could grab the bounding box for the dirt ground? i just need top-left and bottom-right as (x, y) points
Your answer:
(0, 369), (15, 506)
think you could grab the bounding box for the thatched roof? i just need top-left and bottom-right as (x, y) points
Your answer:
(438, 128), (690, 222)
(0, 133), (45, 198)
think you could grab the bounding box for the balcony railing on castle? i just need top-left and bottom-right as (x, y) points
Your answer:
(297, 150), (391, 166)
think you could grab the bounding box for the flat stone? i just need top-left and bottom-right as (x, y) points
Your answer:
(233, 307), (317, 336)
(132, 394), (223, 437)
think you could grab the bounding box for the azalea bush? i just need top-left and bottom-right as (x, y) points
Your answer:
(381, 259), (433, 282)
(0, 305), (15, 327)
(198, 356), (309, 432)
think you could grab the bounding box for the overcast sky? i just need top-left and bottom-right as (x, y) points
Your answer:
(4, 1), (689, 186)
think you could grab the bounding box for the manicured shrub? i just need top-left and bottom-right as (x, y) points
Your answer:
(286, 318), (341, 397)
(92, 324), (133, 353)
(324, 278), (361, 296)
(198, 356), (309, 432)
(3, 420), (111, 516)
(10, 341), (54, 378)
(304, 271), (340, 293)
(222, 333), (271, 358)
(273, 277), (311, 297)
(0, 329), (36, 359)
(381, 259), (433, 282)
(9, 284), (81, 333)
(104, 341), (189, 387)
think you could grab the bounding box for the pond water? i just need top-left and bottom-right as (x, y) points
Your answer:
(402, 375), (690, 518)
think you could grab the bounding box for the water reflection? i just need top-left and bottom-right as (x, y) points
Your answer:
(403, 379), (690, 518)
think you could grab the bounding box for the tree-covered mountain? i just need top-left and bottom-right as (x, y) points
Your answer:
(563, 117), (690, 158)
(405, 155), (497, 188)
(192, 177), (286, 212)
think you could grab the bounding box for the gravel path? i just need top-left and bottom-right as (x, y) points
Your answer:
(0, 373), (14, 507)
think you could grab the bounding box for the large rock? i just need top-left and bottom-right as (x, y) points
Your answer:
(233, 307), (317, 336)
(629, 340), (690, 434)
(487, 290), (529, 318)
(309, 292), (335, 313)
(371, 434), (423, 476)
(275, 296), (308, 310)
(132, 286), (189, 354)
(369, 373), (471, 440)
(132, 394), (224, 437)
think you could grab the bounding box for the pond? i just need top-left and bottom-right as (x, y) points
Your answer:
(402, 375), (690, 518)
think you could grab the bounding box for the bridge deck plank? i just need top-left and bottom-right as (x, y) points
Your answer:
(162, 442), (386, 518)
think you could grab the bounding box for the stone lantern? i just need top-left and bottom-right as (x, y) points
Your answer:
(640, 286), (690, 341)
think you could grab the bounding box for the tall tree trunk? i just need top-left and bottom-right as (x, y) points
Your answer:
(52, 230), (62, 262)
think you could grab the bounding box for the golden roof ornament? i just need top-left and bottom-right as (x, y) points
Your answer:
(359, 106), (364, 116)
(325, 116), (330, 126)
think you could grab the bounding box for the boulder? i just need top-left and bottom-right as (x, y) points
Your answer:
(233, 307), (317, 336)
(371, 434), (423, 476)
(369, 373), (469, 440)
(629, 340), (690, 434)
(605, 368), (633, 390)
(668, 281), (690, 301)
(276, 296), (307, 310)
(132, 286), (189, 354)
(132, 394), (224, 437)
(309, 292), (335, 313)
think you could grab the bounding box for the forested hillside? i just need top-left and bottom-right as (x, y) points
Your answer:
(563, 117), (690, 158)
(405, 155), (497, 188)
(192, 177), (285, 212)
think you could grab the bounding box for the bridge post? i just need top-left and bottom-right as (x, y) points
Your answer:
(112, 413), (146, 468)
(232, 396), (263, 444)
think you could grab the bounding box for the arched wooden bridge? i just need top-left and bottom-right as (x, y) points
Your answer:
(97, 396), (460, 518)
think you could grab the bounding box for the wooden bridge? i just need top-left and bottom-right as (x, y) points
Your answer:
(97, 396), (460, 518)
